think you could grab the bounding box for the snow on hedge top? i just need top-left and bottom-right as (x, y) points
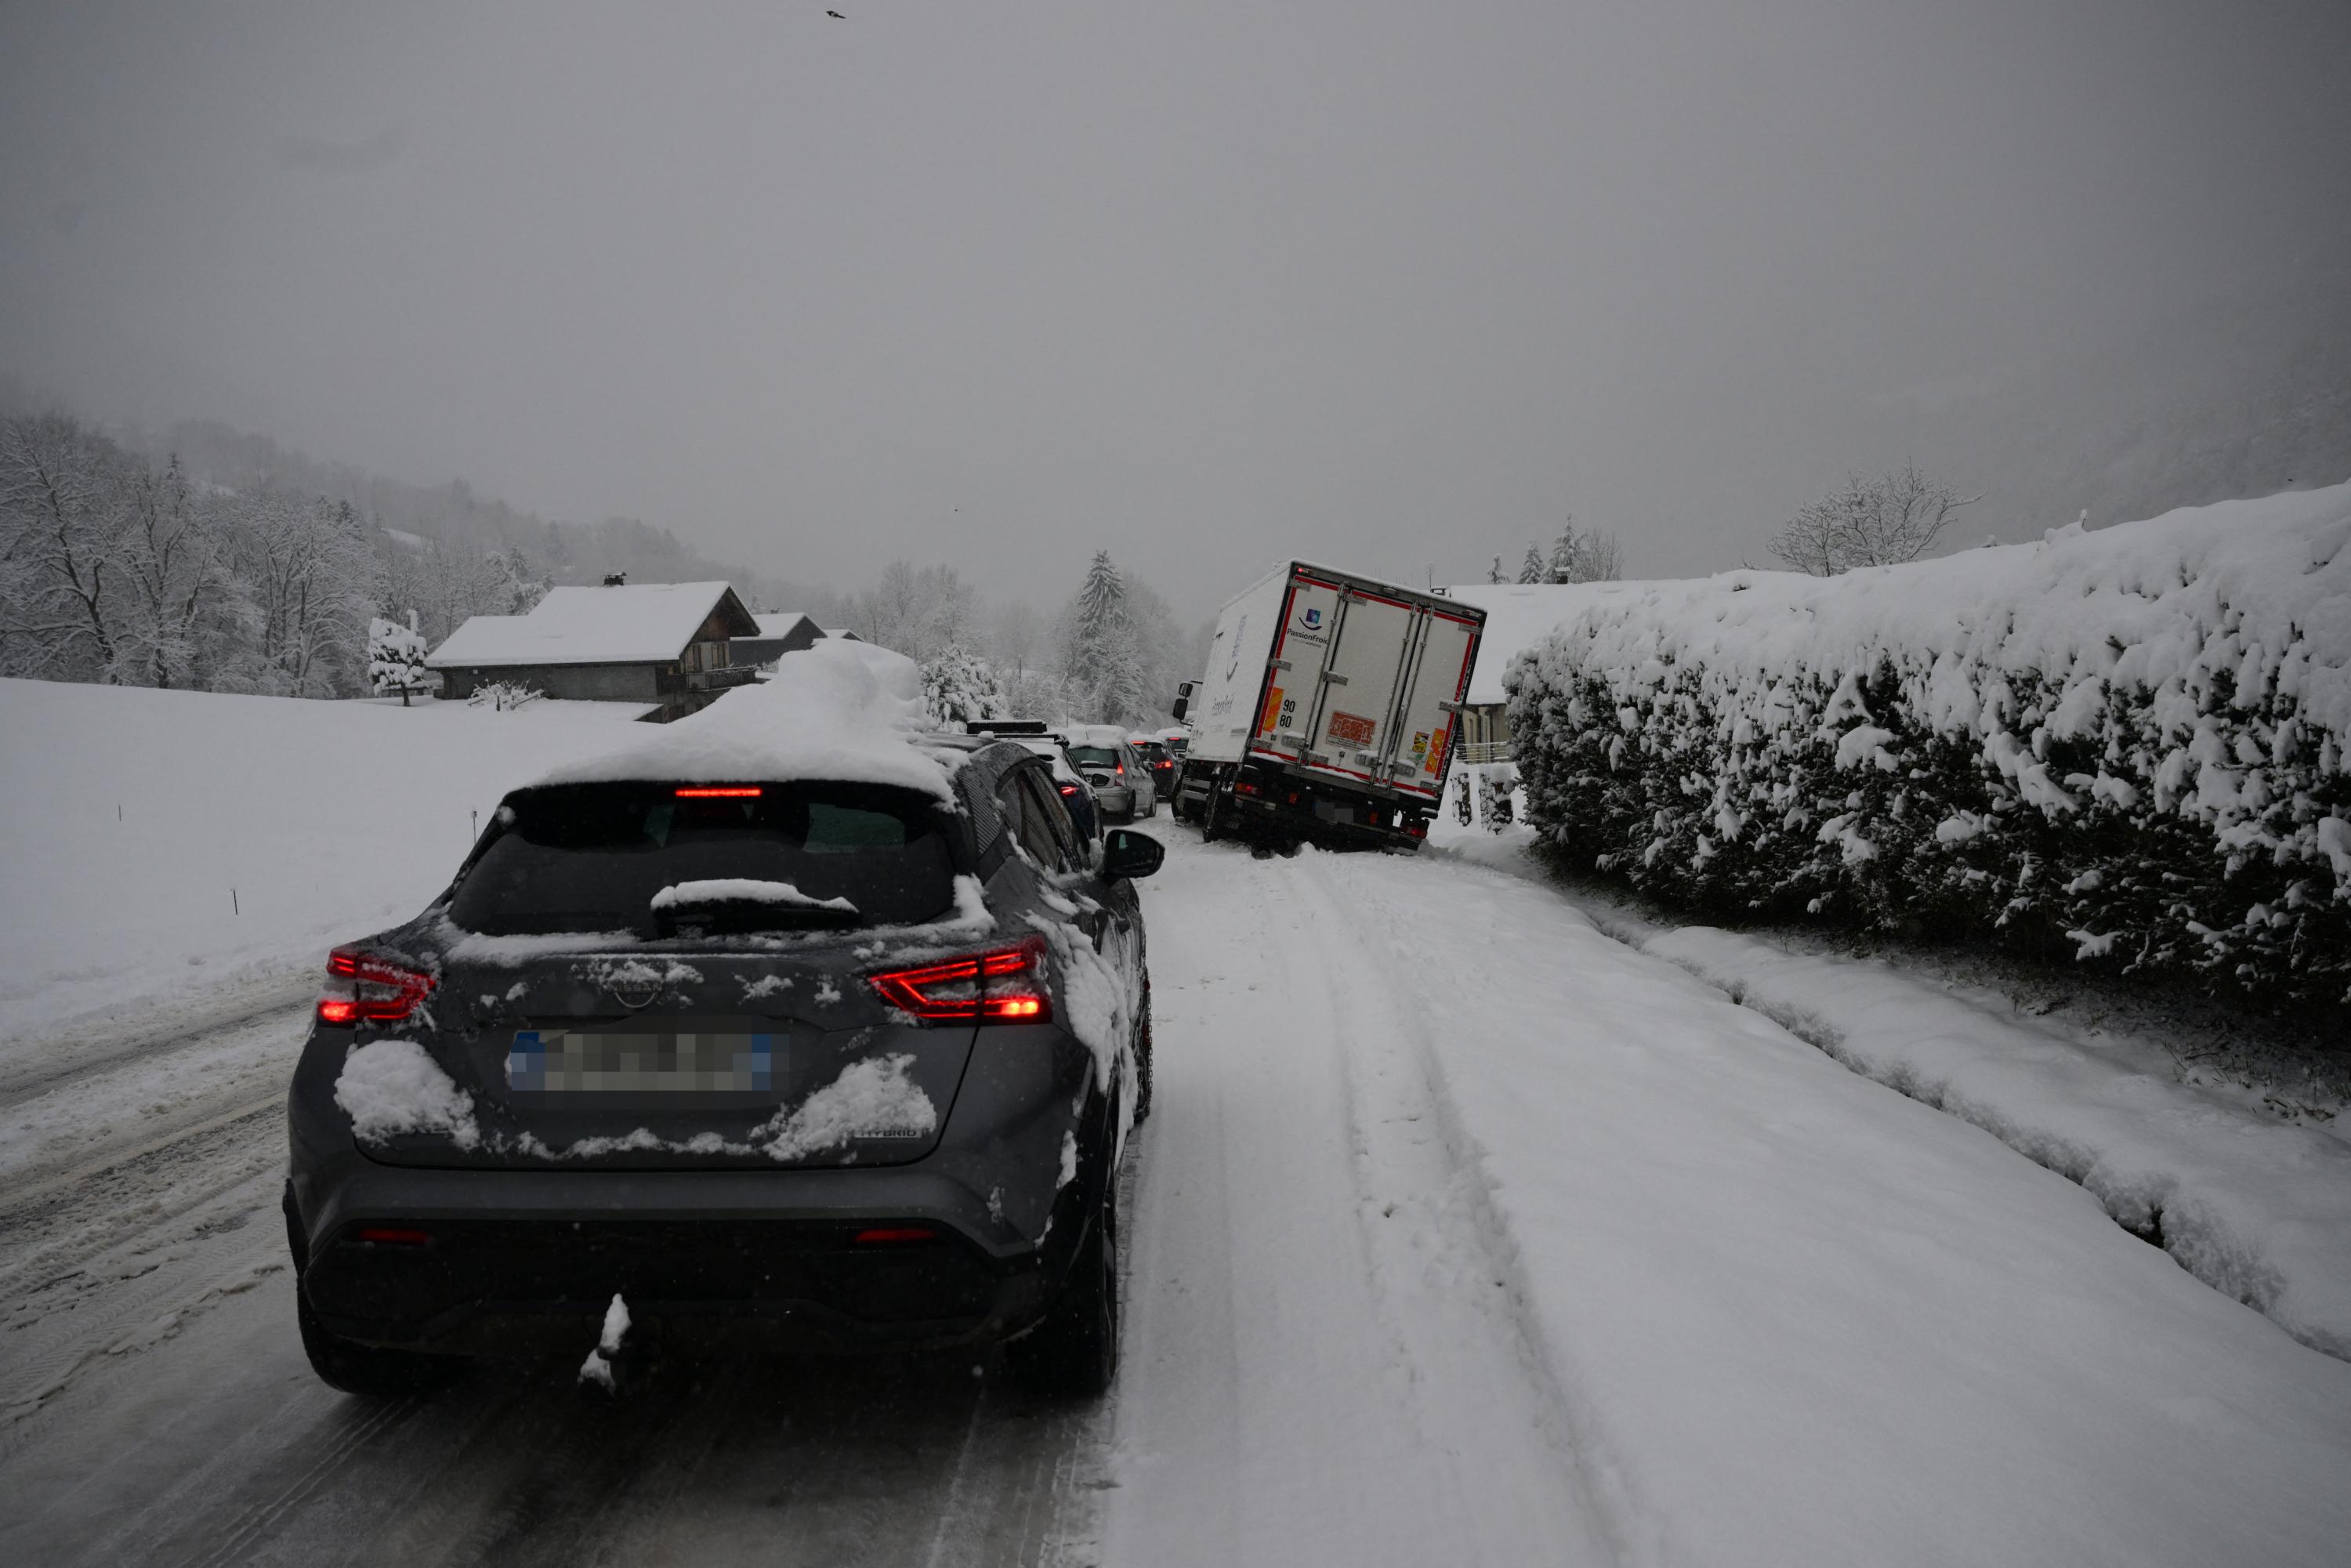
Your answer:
(426, 581), (752, 668)
(1527, 482), (2351, 745)
(533, 639), (960, 797)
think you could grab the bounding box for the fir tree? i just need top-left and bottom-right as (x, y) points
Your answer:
(1061, 550), (1148, 723)
(366, 614), (431, 705)
(1516, 546), (1545, 584)
(920, 644), (1008, 726)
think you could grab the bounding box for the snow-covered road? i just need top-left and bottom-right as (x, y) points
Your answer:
(5, 831), (2349, 1565)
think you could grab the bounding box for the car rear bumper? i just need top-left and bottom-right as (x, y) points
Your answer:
(284, 1019), (1116, 1356)
(288, 1163), (1092, 1355)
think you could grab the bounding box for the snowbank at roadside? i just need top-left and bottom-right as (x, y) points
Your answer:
(0, 679), (639, 1045)
(1639, 925), (2351, 1360)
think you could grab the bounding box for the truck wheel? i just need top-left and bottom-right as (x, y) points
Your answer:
(297, 1288), (461, 1397)
(1007, 1166), (1119, 1397)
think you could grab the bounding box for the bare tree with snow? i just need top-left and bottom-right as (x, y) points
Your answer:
(1545, 518), (1624, 584)
(1771, 463), (1981, 576)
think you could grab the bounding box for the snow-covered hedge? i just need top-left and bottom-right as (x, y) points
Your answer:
(1505, 483), (2351, 1009)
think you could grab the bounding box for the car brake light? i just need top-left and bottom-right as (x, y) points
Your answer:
(853, 1227), (936, 1245)
(676, 786), (762, 798)
(1058, 784), (1080, 797)
(318, 947), (437, 1026)
(1406, 817), (1428, 838)
(1233, 780), (1261, 797)
(357, 1226), (432, 1246)
(868, 936), (1052, 1023)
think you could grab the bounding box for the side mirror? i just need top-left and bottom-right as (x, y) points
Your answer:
(1100, 828), (1165, 880)
(1171, 680), (1196, 722)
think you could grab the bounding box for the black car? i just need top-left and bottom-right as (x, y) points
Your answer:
(1129, 739), (1178, 807)
(284, 735), (1161, 1400)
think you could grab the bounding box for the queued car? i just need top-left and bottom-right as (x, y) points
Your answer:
(284, 653), (1161, 1400)
(1063, 724), (1154, 822)
(963, 721), (1101, 842)
(1127, 735), (1178, 806)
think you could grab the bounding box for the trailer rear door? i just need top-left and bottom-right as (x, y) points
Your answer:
(1386, 606), (1480, 798)
(1297, 582), (1419, 785)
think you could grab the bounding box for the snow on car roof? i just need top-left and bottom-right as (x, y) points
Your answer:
(1005, 736), (1086, 783)
(530, 639), (963, 798)
(426, 581), (756, 668)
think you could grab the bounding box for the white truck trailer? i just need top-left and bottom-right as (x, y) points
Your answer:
(1169, 560), (1486, 849)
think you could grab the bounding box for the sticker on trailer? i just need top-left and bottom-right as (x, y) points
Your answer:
(1424, 723), (1448, 773)
(1327, 711), (1376, 747)
(1259, 685), (1285, 736)
(1411, 730), (1430, 762)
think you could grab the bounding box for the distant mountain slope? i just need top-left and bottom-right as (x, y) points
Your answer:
(132, 416), (825, 610)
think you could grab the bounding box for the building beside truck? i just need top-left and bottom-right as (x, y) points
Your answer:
(1170, 560), (1484, 849)
(426, 580), (763, 722)
(1435, 580), (1635, 762)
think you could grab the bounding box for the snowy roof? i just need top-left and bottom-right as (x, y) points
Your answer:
(1444, 581), (1648, 705)
(741, 612), (821, 643)
(532, 639), (961, 798)
(426, 582), (758, 668)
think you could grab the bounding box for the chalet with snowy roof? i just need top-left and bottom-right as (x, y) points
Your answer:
(1440, 581), (1636, 762)
(730, 611), (826, 668)
(426, 580), (762, 721)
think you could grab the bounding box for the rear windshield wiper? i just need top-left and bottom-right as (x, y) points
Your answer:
(649, 879), (862, 935)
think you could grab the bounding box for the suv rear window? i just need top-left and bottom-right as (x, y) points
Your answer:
(1067, 746), (1121, 768)
(449, 782), (958, 936)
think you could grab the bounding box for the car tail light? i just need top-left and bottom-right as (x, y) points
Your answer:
(357, 1226), (433, 1246)
(1233, 780), (1261, 797)
(868, 936), (1052, 1023)
(1406, 817), (1429, 838)
(853, 1227), (936, 1245)
(1058, 784), (1081, 798)
(676, 785), (762, 798)
(318, 947), (437, 1026)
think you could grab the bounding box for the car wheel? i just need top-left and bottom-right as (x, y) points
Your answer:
(297, 1287), (462, 1397)
(1008, 1161), (1119, 1398)
(1132, 988), (1153, 1124)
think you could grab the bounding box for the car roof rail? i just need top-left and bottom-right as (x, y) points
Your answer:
(965, 719), (1050, 736)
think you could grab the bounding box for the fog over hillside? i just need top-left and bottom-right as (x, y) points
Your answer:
(1854, 260), (2351, 541)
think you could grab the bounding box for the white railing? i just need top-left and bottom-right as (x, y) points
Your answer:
(1454, 739), (1512, 766)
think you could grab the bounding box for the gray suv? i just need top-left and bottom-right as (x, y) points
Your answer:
(283, 736), (1161, 1400)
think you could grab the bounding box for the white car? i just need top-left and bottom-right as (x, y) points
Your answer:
(1063, 724), (1155, 822)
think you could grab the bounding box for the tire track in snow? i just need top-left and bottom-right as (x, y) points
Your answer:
(1106, 835), (1611, 1566)
(1281, 853), (1616, 1567)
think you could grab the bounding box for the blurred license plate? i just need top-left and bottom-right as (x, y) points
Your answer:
(506, 1030), (777, 1093)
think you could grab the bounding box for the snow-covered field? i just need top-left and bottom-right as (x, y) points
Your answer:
(5, 681), (2350, 1565)
(0, 680), (646, 1045)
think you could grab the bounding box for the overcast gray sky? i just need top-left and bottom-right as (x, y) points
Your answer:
(5, 0), (2347, 617)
